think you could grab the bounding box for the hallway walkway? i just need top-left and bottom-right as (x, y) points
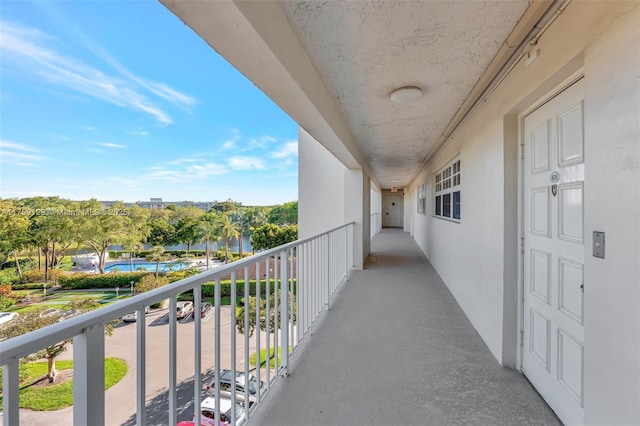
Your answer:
(250, 229), (560, 426)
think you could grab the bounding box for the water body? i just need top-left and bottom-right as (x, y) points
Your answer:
(104, 261), (190, 273)
(108, 236), (253, 253)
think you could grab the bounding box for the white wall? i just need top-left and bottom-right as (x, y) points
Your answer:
(582, 7), (640, 424)
(370, 185), (382, 238)
(299, 127), (370, 269)
(408, 3), (639, 423)
(298, 127), (347, 239)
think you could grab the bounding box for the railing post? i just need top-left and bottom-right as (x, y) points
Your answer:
(168, 296), (177, 426)
(326, 233), (330, 309)
(280, 250), (289, 376)
(193, 290), (202, 426)
(3, 359), (20, 426)
(136, 304), (147, 426)
(73, 323), (105, 426)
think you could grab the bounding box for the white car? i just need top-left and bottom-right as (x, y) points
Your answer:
(122, 306), (150, 322)
(200, 396), (245, 425)
(176, 301), (194, 319)
(204, 370), (264, 404)
(0, 312), (18, 326)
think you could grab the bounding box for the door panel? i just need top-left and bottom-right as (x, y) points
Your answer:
(523, 79), (585, 425)
(384, 195), (403, 227)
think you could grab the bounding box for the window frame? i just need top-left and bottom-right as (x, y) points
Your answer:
(433, 157), (461, 222)
(417, 181), (428, 215)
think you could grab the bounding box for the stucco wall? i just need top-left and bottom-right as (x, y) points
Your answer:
(370, 186), (382, 238)
(298, 127), (347, 239)
(408, 3), (639, 423)
(299, 127), (370, 269)
(582, 6), (640, 424)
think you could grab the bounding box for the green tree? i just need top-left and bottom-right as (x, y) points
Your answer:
(210, 199), (241, 214)
(23, 197), (78, 281)
(218, 214), (240, 264)
(0, 199), (31, 281)
(0, 299), (112, 383)
(237, 290), (296, 337)
(232, 210), (252, 259)
(76, 200), (136, 274)
(121, 239), (145, 273)
(267, 201), (298, 225)
(251, 224), (299, 251)
(146, 246), (168, 278)
(172, 207), (204, 258)
(147, 217), (176, 247)
(196, 213), (221, 270)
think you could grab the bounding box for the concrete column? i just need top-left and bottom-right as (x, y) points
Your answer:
(344, 169), (370, 269)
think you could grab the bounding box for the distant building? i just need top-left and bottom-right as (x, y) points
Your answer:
(100, 198), (217, 212)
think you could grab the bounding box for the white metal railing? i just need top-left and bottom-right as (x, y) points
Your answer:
(0, 223), (354, 426)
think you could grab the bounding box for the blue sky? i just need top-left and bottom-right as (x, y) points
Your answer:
(0, 1), (298, 206)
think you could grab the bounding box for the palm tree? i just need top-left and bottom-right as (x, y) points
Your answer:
(122, 240), (145, 272)
(218, 214), (240, 264)
(246, 208), (268, 254)
(196, 214), (221, 270)
(232, 210), (252, 259)
(147, 246), (167, 278)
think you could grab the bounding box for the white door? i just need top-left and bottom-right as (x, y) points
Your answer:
(384, 195), (402, 227)
(523, 79), (585, 426)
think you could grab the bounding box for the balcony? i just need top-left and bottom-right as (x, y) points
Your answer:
(1, 226), (558, 426)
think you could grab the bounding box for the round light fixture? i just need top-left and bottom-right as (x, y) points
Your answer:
(390, 86), (422, 103)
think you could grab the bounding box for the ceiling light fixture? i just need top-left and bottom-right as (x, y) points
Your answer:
(390, 86), (422, 103)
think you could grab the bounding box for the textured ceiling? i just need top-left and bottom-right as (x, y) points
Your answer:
(279, 0), (530, 188)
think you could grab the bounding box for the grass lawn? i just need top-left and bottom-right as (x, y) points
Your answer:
(7, 290), (130, 315)
(0, 358), (127, 411)
(249, 347), (291, 369)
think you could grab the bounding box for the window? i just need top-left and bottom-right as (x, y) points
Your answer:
(417, 181), (427, 214)
(434, 158), (461, 221)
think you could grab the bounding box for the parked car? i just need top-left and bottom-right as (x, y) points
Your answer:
(177, 301), (194, 319)
(201, 302), (213, 318)
(122, 306), (150, 322)
(204, 370), (264, 402)
(0, 312), (18, 326)
(199, 396), (245, 425)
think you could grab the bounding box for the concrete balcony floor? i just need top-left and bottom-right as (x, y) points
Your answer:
(250, 229), (561, 426)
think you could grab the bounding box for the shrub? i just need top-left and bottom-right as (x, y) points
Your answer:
(22, 269), (63, 283)
(200, 279), (296, 299)
(137, 275), (170, 308)
(58, 272), (151, 289)
(10, 283), (48, 290)
(0, 283), (17, 310)
(1, 257), (36, 271)
(0, 269), (19, 285)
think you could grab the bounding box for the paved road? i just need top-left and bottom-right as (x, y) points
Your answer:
(15, 306), (274, 426)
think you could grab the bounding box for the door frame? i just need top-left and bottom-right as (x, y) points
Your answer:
(382, 191), (404, 228)
(516, 71), (585, 371)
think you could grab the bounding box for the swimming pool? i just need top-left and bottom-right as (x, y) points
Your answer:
(104, 262), (190, 273)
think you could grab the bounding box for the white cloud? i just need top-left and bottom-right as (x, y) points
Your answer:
(129, 130), (149, 136)
(0, 140), (40, 153)
(99, 142), (126, 149)
(222, 140), (235, 149)
(168, 157), (200, 165)
(0, 139), (43, 163)
(239, 135), (279, 152)
(229, 156), (266, 170)
(143, 162), (228, 183)
(271, 141), (298, 159)
(0, 20), (196, 125)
